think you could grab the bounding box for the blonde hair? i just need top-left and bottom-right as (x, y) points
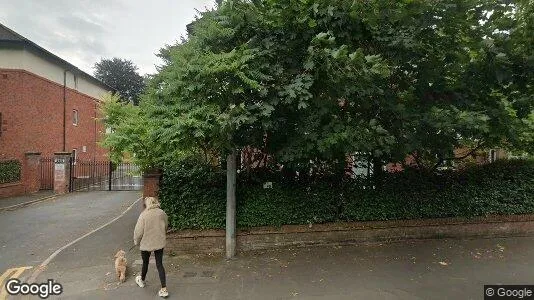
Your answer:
(144, 197), (160, 209)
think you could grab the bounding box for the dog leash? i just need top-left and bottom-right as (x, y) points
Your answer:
(127, 243), (137, 252)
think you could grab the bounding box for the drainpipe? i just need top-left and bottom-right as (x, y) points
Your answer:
(94, 101), (97, 161)
(63, 70), (67, 152)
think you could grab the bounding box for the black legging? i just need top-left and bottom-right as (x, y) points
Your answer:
(141, 248), (166, 288)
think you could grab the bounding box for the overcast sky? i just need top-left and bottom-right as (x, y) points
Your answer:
(0, 0), (215, 75)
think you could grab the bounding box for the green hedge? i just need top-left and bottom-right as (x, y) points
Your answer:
(0, 160), (22, 184)
(159, 160), (226, 229)
(343, 160), (534, 221)
(159, 159), (534, 230)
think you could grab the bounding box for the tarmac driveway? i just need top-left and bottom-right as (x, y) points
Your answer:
(0, 191), (141, 290)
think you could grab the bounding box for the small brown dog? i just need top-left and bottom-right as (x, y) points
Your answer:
(114, 249), (127, 283)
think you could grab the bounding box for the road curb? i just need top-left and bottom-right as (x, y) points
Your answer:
(0, 194), (59, 212)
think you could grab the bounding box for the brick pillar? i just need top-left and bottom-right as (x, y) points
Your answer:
(23, 152), (41, 194)
(54, 152), (71, 194)
(143, 169), (162, 198)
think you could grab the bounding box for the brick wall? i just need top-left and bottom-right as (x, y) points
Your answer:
(0, 69), (108, 160)
(0, 69), (109, 198)
(166, 215), (534, 255)
(0, 182), (25, 198)
(0, 153), (40, 198)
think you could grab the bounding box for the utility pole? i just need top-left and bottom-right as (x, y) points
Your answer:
(226, 148), (237, 259)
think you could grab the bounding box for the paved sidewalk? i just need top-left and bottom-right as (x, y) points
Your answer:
(0, 190), (55, 210)
(35, 235), (534, 299)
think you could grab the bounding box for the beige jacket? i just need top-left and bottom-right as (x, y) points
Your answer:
(133, 202), (168, 251)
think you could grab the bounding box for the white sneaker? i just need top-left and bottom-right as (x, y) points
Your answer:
(158, 288), (169, 297)
(135, 275), (145, 288)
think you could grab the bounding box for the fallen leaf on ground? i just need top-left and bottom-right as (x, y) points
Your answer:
(438, 261), (448, 266)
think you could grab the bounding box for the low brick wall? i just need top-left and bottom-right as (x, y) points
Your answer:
(0, 182), (25, 198)
(166, 214), (534, 254)
(0, 153), (41, 199)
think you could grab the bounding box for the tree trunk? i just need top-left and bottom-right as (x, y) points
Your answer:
(372, 157), (383, 189)
(226, 149), (237, 259)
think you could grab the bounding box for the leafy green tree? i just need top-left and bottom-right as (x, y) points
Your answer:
(509, 0), (534, 154)
(94, 58), (145, 105)
(105, 0), (534, 175)
(99, 94), (160, 170)
(101, 0), (533, 258)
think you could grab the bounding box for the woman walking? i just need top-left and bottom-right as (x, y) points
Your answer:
(133, 197), (169, 297)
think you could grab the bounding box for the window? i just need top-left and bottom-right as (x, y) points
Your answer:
(72, 149), (77, 163)
(73, 75), (78, 89)
(72, 109), (79, 126)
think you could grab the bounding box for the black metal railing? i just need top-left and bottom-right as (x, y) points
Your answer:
(69, 159), (143, 192)
(39, 158), (54, 190)
(110, 162), (143, 191)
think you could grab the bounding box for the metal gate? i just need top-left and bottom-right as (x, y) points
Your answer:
(39, 157), (54, 190)
(69, 159), (143, 192)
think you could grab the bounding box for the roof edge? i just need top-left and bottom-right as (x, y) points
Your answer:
(0, 23), (116, 92)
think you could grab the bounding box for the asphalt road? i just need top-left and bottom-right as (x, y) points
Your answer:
(32, 195), (144, 299)
(0, 191), (141, 289)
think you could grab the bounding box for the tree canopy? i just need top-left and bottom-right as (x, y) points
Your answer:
(102, 0), (534, 174)
(94, 57), (146, 105)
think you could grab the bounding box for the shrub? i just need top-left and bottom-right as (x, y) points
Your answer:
(344, 160), (534, 220)
(159, 159), (226, 230)
(159, 159), (534, 230)
(0, 160), (21, 184)
(237, 182), (341, 228)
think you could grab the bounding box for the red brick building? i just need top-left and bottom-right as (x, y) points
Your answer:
(0, 24), (114, 197)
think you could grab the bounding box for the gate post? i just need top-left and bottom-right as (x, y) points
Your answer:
(108, 161), (113, 191)
(23, 152), (41, 194)
(143, 169), (162, 198)
(54, 152), (72, 194)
